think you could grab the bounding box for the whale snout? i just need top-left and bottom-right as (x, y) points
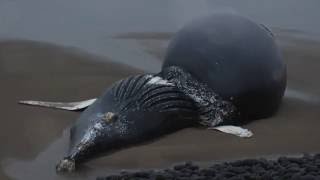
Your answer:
(56, 103), (193, 172)
(56, 158), (76, 173)
(56, 111), (140, 172)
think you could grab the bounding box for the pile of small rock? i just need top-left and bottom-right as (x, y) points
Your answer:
(97, 154), (320, 180)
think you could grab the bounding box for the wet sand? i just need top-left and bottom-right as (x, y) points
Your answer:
(0, 30), (320, 180)
(0, 40), (143, 179)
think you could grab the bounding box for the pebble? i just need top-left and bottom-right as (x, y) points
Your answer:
(97, 153), (320, 180)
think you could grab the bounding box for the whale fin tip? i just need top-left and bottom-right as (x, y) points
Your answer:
(18, 98), (97, 111)
(209, 125), (253, 138)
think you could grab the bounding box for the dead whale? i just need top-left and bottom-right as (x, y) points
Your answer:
(18, 13), (286, 172)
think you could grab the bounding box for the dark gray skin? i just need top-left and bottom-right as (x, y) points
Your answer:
(56, 66), (236, 172)
(163, 13), (286, 121)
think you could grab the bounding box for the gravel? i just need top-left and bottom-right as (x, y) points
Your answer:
(97, 154), (320, 180)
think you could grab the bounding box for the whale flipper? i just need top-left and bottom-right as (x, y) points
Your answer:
(209, 125), (253, 138)
(18, 98), (97, 111)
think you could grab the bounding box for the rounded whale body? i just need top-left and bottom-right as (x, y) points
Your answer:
(163, 13), (287, 120)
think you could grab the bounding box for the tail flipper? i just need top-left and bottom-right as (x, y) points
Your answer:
(209, 125), (253, 138)
(18, 98), (97, 111)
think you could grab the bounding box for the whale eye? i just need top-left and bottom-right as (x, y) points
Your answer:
(102, 112), (118, 123)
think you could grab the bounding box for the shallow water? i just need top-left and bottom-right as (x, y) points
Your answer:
(1, 1), (320, 180)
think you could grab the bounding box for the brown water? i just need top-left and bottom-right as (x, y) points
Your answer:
(1, 1), (320, 180)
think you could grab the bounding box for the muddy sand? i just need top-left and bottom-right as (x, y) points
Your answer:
(0, 31), (320, 180)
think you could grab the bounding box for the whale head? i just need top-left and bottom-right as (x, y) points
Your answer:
(55, 110), (148, 172)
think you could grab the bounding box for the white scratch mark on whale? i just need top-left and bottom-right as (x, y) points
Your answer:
(147, 76), (174, 86)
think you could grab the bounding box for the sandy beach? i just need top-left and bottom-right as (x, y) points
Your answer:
(0, 29), (320, 180)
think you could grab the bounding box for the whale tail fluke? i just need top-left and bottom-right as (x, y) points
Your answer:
(18, 98), (97, 111)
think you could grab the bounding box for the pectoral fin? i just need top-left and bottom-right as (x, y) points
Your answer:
(19, 98), (97, 111)
(209, 125), (253, 138)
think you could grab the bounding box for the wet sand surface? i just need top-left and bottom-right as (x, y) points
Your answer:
(1, 30), (320, 180)
(0, 40), (143, 179)
(1, 1), (320, 180)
